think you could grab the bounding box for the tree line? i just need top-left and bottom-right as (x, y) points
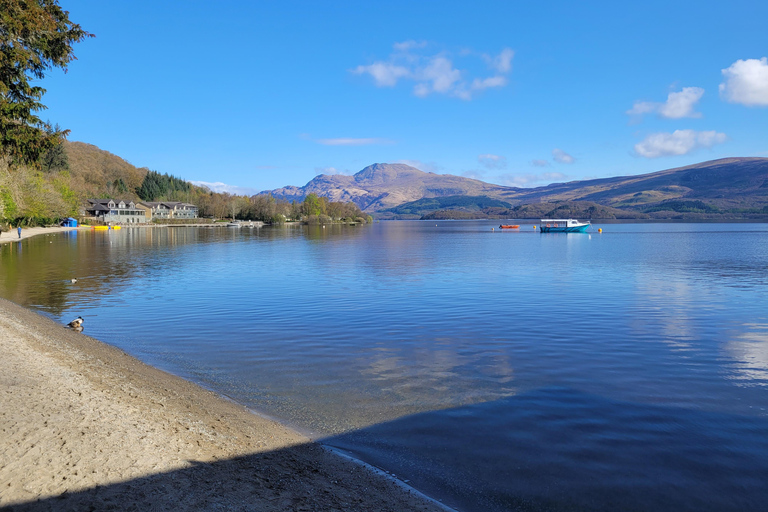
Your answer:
(132, 172), (371, 223)
(1, 138), (372, 226)
(183, 189), (371, 224)
(0, 2), (370, 228)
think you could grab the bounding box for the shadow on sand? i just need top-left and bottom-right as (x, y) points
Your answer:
(4, 387), (768, 512)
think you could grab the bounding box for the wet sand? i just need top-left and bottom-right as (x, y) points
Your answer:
(0, 298), (447, 511)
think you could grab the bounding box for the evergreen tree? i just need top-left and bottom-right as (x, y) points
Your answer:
(40, 141), (70, 173)
(0, 0), (93, 165)
(136, 170), (191, 201)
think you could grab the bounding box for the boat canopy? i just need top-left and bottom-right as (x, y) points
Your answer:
(540, 219), (588, 225)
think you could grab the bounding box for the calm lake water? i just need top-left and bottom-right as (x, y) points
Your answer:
(2, 221), (768, 511)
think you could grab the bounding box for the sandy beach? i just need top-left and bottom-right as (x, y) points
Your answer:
(0, 297), (447, 511)
(0, 226), (87, 245)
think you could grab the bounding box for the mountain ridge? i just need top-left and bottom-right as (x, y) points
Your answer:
(264, 158), (768, 217)
(265, 163), (515, 212)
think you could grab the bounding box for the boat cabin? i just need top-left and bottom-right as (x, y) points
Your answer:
(541, 219), (585, 228)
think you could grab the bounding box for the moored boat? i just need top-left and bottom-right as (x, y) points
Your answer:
(499, 224), (520, 229)
(539, 219), (590, 233)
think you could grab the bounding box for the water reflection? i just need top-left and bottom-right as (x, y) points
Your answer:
(2, 222), (768, 511)
(725, 323), (768, 386)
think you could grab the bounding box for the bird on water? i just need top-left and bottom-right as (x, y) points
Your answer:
(70, 278), (78, 283)
(68, 316), (84, 329)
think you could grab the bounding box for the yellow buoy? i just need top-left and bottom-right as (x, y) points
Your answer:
(533, 225), (536, 230)
(598, 228), (603, 233)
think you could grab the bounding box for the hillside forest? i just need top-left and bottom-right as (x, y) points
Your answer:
(0, 141), (371, 228)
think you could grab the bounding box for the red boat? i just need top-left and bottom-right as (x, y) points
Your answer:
(499, 224), (519, 229)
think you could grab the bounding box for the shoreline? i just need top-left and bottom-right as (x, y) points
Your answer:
(0, 298), (447, 511)
(0, 226), (87, 244)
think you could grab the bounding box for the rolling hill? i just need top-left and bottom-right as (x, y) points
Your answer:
(59, 141), (768, 220)
(497, 157), (768, 210)
(266, 158), (768, 219)
(64, 141), (149, 201)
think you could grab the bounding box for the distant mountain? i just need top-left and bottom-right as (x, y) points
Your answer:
(265, 158), (768, 218)
(265, 163), (513, 212)
(496, 157), (768, 211)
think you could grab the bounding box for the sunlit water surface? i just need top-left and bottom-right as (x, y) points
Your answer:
(2, 221), (767, 511)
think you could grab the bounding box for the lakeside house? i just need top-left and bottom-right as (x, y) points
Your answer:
(138, 201), (199, 220)
(85, 199), (199, 224)
(86, 199), (148, 224)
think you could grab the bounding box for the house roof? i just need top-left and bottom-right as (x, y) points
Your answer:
(87, 198), (136, 206)
(139, 201), (197, 209)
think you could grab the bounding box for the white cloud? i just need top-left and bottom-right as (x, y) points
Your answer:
(719, 57), (768, 107)
(487, 48), (514, 73)
(191, 181), (259, 196)
(634, 129), (727, 158)
(461, 170), (487, 180)
(352, 44), (514, 100)
(531, 159), (550, 167)
(393, 40), (427, 52)
(627, 87), (704, 119)
(315, 137), (392, 146)
(396, 159), (441, 173)
(626, 101), (657, 116)
(552, 148), (575, 164)
(471, 76), (508, 92)
(659, 87), (705, 118)
(351, 62), (410, 87)
(414, 56), (462, 96)
(314, 167), (351, 176)
(498, 172), (567, 187)
(478, 154), (507, 169)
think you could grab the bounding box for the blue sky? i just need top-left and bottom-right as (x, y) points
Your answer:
(42, 0), (768, 194)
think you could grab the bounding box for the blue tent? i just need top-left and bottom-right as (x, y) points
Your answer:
(62, 217), (78, 227)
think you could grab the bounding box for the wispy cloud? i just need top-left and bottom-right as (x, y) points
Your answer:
(484, 48), (514, 73)
(531, 159), (550, 167)
(315, 137), (393, 146)
(354, 62), (411, 87)
(461, 169), (487, 180)
(552, 148), (575, 164)
(497, 172), (568, 188)
(396, 159), (441, 173)
(719, 57), (768, 107)
(393, 40), (427, 51)
(314, 166), (351, 176)
(352, 42), (514, 100)
(478, 154), (507, 169)
(634, 129), (727, 158)
(627, 87), (705, 119)
(191, 181), (260, 196)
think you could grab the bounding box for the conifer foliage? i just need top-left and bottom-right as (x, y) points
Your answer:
(136, 170), (192, 201)
(0, 0), (93, 164)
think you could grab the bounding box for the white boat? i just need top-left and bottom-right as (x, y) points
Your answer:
(539, 219), (590, 233)
(227, 221), (242, 228)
